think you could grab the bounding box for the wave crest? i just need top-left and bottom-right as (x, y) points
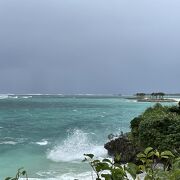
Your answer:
(47, 129), (107, 162)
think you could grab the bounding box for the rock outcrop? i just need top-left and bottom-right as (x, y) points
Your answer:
(104, 133), (140, 163)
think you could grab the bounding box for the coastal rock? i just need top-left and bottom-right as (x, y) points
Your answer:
(104, 133), (140, 163)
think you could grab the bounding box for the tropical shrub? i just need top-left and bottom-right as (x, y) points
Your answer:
(130, 103), (180, 153)
(84, 147), (180, 180)
(84, 153), (139, 180)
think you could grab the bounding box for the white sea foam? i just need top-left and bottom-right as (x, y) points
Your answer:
(0, 94), (8, 99)
(0, 95), (32, 99)
(0, 137), (27, 145)
(11, 96), (18, 98)
(20, 178), (57, 180)
(22, 96), (32, 99)
(20, 175), (144, 180)
(20, 171), (144, 180)
(47, 129), (107, 162)
(35, 171), (94, 179)
(20, 171), (93, 180)
(0, 141), (17, 145)
(58, 171), (93, 180)
(24, 94), (43, 95)
(7, 95), (19, 99)
(36, 170), (57, 177)
(171, 98), (180, 102)
(35, 140), (48, 146)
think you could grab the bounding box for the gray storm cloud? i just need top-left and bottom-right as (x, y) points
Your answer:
(0, 0), (180, 94)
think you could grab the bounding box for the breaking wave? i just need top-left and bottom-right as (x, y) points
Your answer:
(0, 137), (27, 145)
(35, 140), (49, 146)
(47, 129), (107, 162)
(0, 141), (18, 145)
(0, 94), (9, 99)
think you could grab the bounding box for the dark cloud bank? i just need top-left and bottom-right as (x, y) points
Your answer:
(0, 0), (180, 94)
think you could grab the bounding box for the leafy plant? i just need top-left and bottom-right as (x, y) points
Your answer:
(137, 147), (176, 179)
(84, 147), (180, 180)
(5, 168), (28, 180)
(83, 153), (138, 180)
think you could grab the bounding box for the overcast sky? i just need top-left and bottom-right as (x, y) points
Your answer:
(0, 0), (180, 94)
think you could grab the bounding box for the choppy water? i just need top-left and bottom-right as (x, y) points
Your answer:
(0, 95), (176, 179)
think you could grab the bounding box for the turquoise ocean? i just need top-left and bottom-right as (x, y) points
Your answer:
(0, 95), (177, 179)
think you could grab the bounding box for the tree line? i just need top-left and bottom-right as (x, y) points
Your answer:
(136, 92), (165, 99)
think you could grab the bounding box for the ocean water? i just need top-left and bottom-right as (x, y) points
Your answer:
(0, 95), (176, 179)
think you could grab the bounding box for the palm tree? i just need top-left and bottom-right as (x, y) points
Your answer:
(151, 92), (156, 99)
(157, 92), (165, 99)
(136, 93), (146, 99)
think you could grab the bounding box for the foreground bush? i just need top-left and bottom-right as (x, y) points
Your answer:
(84, 147), (180, 180)
(5, 168), (28, 180)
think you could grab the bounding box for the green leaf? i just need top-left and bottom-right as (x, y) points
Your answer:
(21, 170), (26, 175)
(137, 153), (146, 158)
(126, 163), (138, 180)
(114, 163), (123, 169)
(84, 154), (94, 159)
(154, 150), (160, 158)
(139, 165), (145, 171)
(95, 165), (102, 172)
(111, 168), (125, 179)
(161, 151), (175, 158)
(5, 178), (12, 180)
(144, 174), (152, 180)
(100, 162), (111, 170)
(92, 160), (100, 164)
(17, 167), (24, 171)
(82, 157), (87, 162)
(95, 162), (111, 172)
(114, 153), (121, 163)
(101, 173), (111, 180)
(175, 157), (180, 161)
(161, 155), (170, 159)
(146, 159), (153, 164)
(147, 151), (155, 158)
(140, 159), (146, 163)
(144, 147), (153, 155)
(170, 169), (180, 179)
(102, 158), (112, 164)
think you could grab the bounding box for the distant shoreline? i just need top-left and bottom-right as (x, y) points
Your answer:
(137, 98), (177, 102)
(126, 97), (177, 102)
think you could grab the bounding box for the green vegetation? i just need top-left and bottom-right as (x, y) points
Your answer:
(103, 103), (180, 179)
(130, 103), (180, 153)
(84, 147), (180, 180)
(135, 92), (166, 100)
(136, 93), (146, 99)
(151, 92), (165, 99)
(5, 168), (28, 180)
